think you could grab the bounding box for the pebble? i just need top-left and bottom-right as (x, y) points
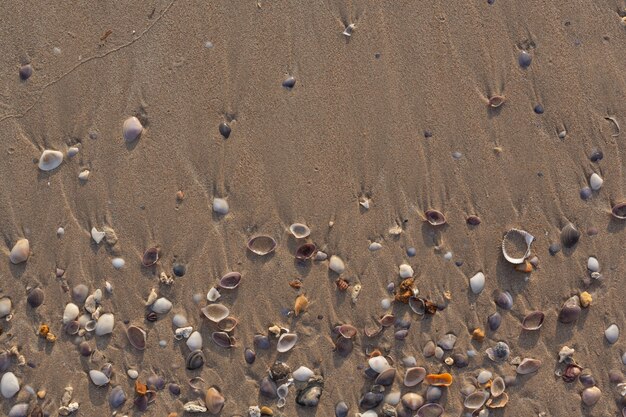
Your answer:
(159, 340), (167, 347)
(589, 149), (603, 162)
(589, 173), (603, 190)
(587, 257), (600, 272)
(368, 242), (382, 251)
(95, 313), (114, 336)
(78, 170), (90, 181)
(518, 51), (532, 68)
(469, 272), (485, 294)
(605, 324), (619, 344)
(68, 147), (79, 157)
(549, 243), (561, 255)
(282, 76), (296, 88)
(212, 198), (229, 215)
(381, 298), (391, 309)
(19, 63), (33, 80)
(580, 187), (592, 200)
(1, 372), (20, 398)
(534, 104), (544, 114)
(152, 297), (173, 314)
(0, 298), (12, 318)
(127, 369), (139, 379)
(112, 258), (125, 269)
(173, 263), (187, 277)
(335, 401), (349, 417)
(407, 247), (417, 257)
(434, 346), (444, 359)
(452, 151), (463, 160)
(329, 255), (345, 274)
(399, 264), (414, 278)
(443, 251), (453, 260)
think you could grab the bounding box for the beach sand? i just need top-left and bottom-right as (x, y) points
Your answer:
(1, 1), (626, 416)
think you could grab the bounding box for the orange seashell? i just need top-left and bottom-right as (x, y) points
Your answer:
(425, 373), (453, 386)
(472, 328), (485, 342)
(38, 324), (50, 337)
(335, 278), (349, 291)
(294, 294), (309, 316)
(369, 349), (382, 358)
(288, 280), (303, 289)
(514, 260), (533, 273)
(135, 380), (148, 395)
(395, 278), (415, 303)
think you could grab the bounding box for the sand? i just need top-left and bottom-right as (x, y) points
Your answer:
(1, 1), (626, 416)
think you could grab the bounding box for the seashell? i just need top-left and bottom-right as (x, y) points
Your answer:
(211, 332), (233, 348)
(112, 257), (125, 269)
(282, 76), (296, 88)
(89, 370), (110, 386)
(426, 387), (443, 403)
(268, 361), (291, 382)
(289, 279), (303, 289)
(295, 377), (323, 407)
(219, 272), (241, 289)
(486, 341), (510, 362)
(495, 291), (513, 310)
(254, 334), (270, 349)
(84, 319), (97, 332)
(218, 122), (231, 138)
(329, 255), (345, 273)
(488, 95), (505, 108)
(8, 403), (29, 417)
(338, 324), (358, 339)
(186, 350), (205, 370)
(404, 367), (426, 386)
(294, 294), (309, 316)
(375, 368), (396, 386)
(335, 278), (349, 291)
(579, 372), (595, 387)
(501, 229), (534, 264)
(581, 386), (601, 406)
(217, 316), (238, 332)
(183, 399), (207, 413)
(9, 239), (30, 264)
(142, 247), (159, 266)
(122, 116), (143, 142)
(351, 283), (362, 303)
(207, 287), (220, 302)
(38, 150), (63, 171)
(452, 353), (469, 368)
(289, 223), (310, 238)
(437, 333), (457, 350)
(515, 260), (533, 272)
(147, 374), (165, 390)
(416, 403), (444, 417)
(277, 333), (298, 352)
(109, 386), (126, 408)
(558, 296), (581, 324)
(521, 311), (545, 330)
(399, 263), (414, 278)
(425, 373), (453, 386)
(368, 355), (390, 373)
(186, 331), (203, 351)
(95, 313), (114, 336)
(134, 394), (149, 411)
(64, 320), (80, 335)
(364, 323), (382, 338)
(72, 284), (89, 303)
(611, 202), (626, 220)
(244, 348), (256, 364)
(605, 324), (619, 344)
(378, 313), (395, 327)
(587, 256), (599, 272)
(295, 243), (317, 260)
(0, 298), (12, 319)
(62, 303), (79, 323)
(359, 391), (384, 409)
(126, 325), (146, 350)
(1, 372), (20, 398)
(560, 223), (581, 248)
(91, 227), (105, 244)
(402, 392), (425, 410)
(589, 173), (603, 191)
(27, 288), (44, 308)
(205, 387), (225, 414)
(335, 401), (349, 417)
(516, 358), (542, 374)
(151, 297), (172, 314)
(424, 209), (446, 226)
(368, 242), (382, 251)
(201, 303), (230, 322)
(293, 366), (315, 382)
(422, 340), (436, 357)
(486, 392), (509, 408)
(464, 390), (489, 410)
(314, 251), (328, 260)
(78, 169), (90, 180)
(212, 197), (229, 215)
(469, 272), (485, 294)
(476, 370), (492, 384)
(0, 352), (10, 372)
(562, 364), (582, 382)
(467, 215), (481, 225)
(490, 376), (506, 397)
(247, 235), (277, 256)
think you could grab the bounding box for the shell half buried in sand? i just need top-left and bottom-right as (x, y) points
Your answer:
(501, 228), (534, 264)
(247, 235), (277, 256)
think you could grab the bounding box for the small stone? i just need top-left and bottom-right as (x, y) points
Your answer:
(127, 369), (139, 379)
(443, 251), (453, 260)
(282, 76), (296, 88)
(549, 243), (561, 255)
(19, 64), (33, 80)
(368, 242), (382, 251)
(78, 170), (90, 181)
(518, 51), (532, 68)
(399, 264), (414, 278)
(534, 104), (544, 114)
(173, 263), (186, 277)
(219, 122), (231, 138)
(111, 258), (125, 269)
(589, 149), (603, 162)
(580, 187), (592, 200)
(407, 247), (416, 257)
(589, 173), (603, 191)
(605, 324), (619, 344)
(381, 298), (391, 309)
(212, 198), (229, 215)
(68, 147), (79, 157)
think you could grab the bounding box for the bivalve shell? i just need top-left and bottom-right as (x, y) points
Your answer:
(201, 304), (230, 322)
(289, 223), (310, 238)
(516, 358), (542, 374)
(605, 324), (619, 344)
(89, 370), (110, 386)
(247, 235), (277, 256)
(611, 202), (626, 220)
(9, 239), (30, 264)
(404, 367), (426, 386)
(464, 390), (489, 410)
(521, 311), (545, 330)
(219, 272), (241, 289)
(38, 150), (63, 171)
(95, 313), (114, 336)
(127, 325), (147, 350)
(122, 116), (143, 142)
(277, 333), (298, 352)
(151, 297), (172, 314)
(558, 296), (581, 324)
(561, 223), (581, 248)
(205, 387), (225, 414)
(502, 229), (534, 264)
(416, 403), (444, 417)
(469, 272), (485, 294)
(424, 210), (446, 226)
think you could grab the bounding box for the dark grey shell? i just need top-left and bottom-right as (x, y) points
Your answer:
(186, 350), (205, 370)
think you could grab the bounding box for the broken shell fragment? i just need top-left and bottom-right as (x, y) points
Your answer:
(521, 311), (545, 330)
(201, 304), (230, 322)
(501, 229), (534, 264)
(38, 150), (63, 171)
(424, 210), (446, 226)
(123, 116), (143, 142)
(277, 333), (298, 352)
(611, 202), (626, 220)
(142, 247), (159, 267)
(127, 325), (147, 350)
(486, 341), (510, 362)
(289, 223), (310, 239)
(295, 243), (317, 260)
(219, 272), (241, 289)
(247, 235), (277, 256)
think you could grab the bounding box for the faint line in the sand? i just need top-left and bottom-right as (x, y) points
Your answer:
(0, 0), (178, 125)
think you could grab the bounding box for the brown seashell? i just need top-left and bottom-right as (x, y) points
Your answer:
(212, 332), (233, 348)
(404, 367), (427, 387)
(560, 223), (581, 248)
(521, 311), (545, 331)
(488, 95), (505, 108)
(289, 280), (303, 289)
(247, 235), (277, 256)
(558, 296), (581, 324)
(294, 294), (309, 316)
(295, 243), (317, 260)
(260, 405), (274, 416)
(472, 328), (485, 342)
(379, 314), (395, 327)
(142, 247), (159, 267)
(135, 380), (148, 395)
(466, 215), (481, 226)
(612, 202), (626, 220)
(486, 392), (509, 408)
(39, 324), (50, 337)
(217, 317), (238, 332)
(127, 325), (147, 350)
(563, 364), (582, 382)
(514, 260), (533, 273)
(425, 373), (453, 386)
(337, 324), (358, 339)
(219, 272), (241, 289)
(424, 210), (446, 226)
(335, 278), (349, 291)
(205, 387), (225, 414)
(395, 278), (415, 303)
(490, 376), (506, 397)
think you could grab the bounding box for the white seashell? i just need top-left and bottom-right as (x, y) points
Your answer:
(0, 372), (20, 398)
(183, 400), (208, 413)
(57, 227), (65, 237)
(88, 370), (109, 386)
(93, 289), (102, 303)
(589, 173), (603, 191)
(95, 313), (114, 336)
(360, 411), (377, 417)
(207, 287), (220, 302)
(314, 251), (328, 261)
(175, 326), (193, 340)
(91, 227), (105, 244)
(277, 333), (298, 352)
(68, 146), (79, 157)
(186, 331), (203, 351)
(78, 170), (90, 181)
(476, 370), (492, 384)
(212, 198), (229, 215)
(152, 297), (173, 314)
(385, 390), (401, 405)
(399, 264), (414, 278)
(368, 356), (390, 373)
(329, 255), (345, 273)
(127, 369), (139, 379)
(292, 366), (314, 382)
(38, 150), (63, 171)
(558, 346), (575, 363)
(587, 257), (599, 272)
(145, 288), (158, 306)
(105, 281), (113, 293)
(111, 257), (125, 269)
(59, 402), (79, 415)
(122, 116), (143, 142)
(289, 223), (311, 239)
(368, 242), (382, 251)
(63, 303), (80, 323)
(501, 229), (534, 264)
(9, 239), (30, 264)
(605, 324), (619, 344)
(0, 298), (12, 318)
(172, 314), (188, 328)
(359, 197), (370, 209)
(469, 272), (485, 294)
(381, 298), (391, 309)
